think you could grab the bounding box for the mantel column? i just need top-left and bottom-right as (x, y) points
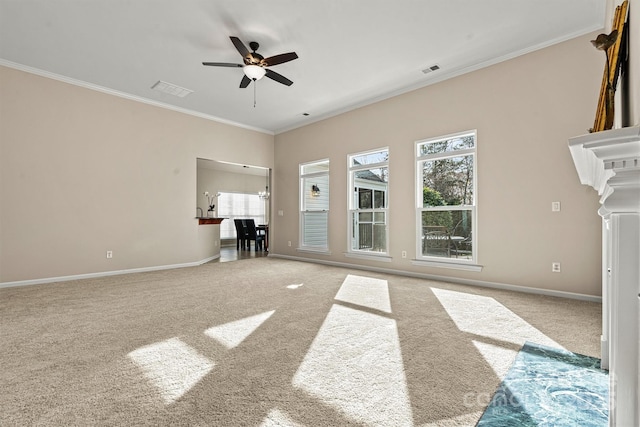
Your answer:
(569, 126), (639, 427)
(600, 171), (639, 427)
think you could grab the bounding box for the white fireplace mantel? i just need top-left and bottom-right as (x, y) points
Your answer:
(569, 126), (640, 202)
(569, 126), (640, 427)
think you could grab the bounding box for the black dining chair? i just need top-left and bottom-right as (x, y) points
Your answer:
(243, 219), (264, 251)
(234, 219), (247, 250)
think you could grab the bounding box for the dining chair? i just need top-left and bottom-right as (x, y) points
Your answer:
(243, 219), (264, 251)
(234, 219), (247, 250)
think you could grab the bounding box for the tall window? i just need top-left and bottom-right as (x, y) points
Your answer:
(300, 160), (329, 250)
(348, 148), (389, 255)
(416, 131), (476, 263)
(218, 192), (265, 239)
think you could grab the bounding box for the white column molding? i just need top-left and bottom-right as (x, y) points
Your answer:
(569, 126), (640, 427)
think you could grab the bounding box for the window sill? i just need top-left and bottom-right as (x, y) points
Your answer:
(297, 247), (332, 256)
(344, 252), (392, 262)
(411, 259), (483, 272)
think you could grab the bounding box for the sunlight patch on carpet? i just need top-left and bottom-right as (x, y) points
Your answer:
(431, 288), (562, 350)
(204, 310), (275, 349)
(334, 274), (391, 313)
(128, 337), (214, 404)
(259, 408), (304, 427)
(292, 303), (412, 426)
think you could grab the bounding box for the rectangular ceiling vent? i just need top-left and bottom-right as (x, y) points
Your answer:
(151, 80), (193, 98)
(422, 65), (440, 74)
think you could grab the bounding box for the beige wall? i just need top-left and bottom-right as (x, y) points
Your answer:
(273, 32), (606, 297)
(0, 65), (274, 283)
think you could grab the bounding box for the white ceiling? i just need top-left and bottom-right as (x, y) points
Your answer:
(0, 1), (605, 135)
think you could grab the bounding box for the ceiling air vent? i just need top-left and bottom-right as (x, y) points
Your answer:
(422, 65), (440, 74)
(151, 80), (193, 98)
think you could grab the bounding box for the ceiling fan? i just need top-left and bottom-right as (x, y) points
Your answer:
(203, 36), (298, 88)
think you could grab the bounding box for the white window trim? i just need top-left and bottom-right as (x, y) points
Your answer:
(299, 159), (330, 251)
(415, 130), (478, 267)
(347, 148), (390, 257)
(296, 247), (332, 255)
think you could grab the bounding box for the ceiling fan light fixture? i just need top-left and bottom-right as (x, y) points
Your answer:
(243, 65), (266, 81)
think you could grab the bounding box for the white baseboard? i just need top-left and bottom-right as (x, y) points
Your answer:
(268, 253), (602, 303)
(0, 254), (220, 289)
(1, 253), (602, 303)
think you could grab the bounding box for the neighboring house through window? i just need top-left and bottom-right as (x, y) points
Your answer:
(300, 159), (329, 251)
(348, 148), (389, 257)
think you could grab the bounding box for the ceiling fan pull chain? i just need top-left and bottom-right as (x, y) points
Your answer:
(253, 80), (257, 108)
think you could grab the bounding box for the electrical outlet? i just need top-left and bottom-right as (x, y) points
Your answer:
(278, 210), (284, 216)
(401, 250), (407, 258)
(552, 201), (561, 212)
(106, 250), (113, 259)
(287, 241), (292, 247)
(552, 262), (561, 273)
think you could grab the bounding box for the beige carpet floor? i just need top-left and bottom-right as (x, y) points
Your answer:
(0, 258), (601, 426)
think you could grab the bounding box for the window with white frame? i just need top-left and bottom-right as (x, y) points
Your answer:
(218, 192), (266, 239)
(348, 148), (389, 255)
(416, 131), (476, 263)
(300, 160), (329, 249)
